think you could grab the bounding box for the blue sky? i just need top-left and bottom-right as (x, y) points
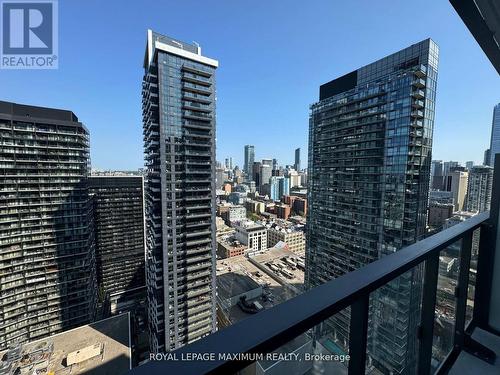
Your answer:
(1, 0), (498, 170)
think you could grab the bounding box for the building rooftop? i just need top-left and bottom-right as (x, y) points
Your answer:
(0, 314), (131, 375)
(233, 220), (265, 231)
(217, 272), (261, 301)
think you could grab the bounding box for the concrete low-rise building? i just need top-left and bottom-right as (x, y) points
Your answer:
(218, 204), (247, 225)
(267, 224), (306, 254)
(234, 220), (267, 253)
(217, 237), (246, 259)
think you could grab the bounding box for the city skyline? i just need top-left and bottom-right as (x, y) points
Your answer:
(0, 1), (499, 374)
(0, 1), (497, 170)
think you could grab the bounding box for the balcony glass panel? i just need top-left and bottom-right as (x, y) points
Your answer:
(431, 239), (462, 371)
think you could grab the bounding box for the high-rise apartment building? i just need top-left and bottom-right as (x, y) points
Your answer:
(488, 103), (500, 166)
(306, 39), (439, 374)
(0, 101), (96, 349)
(464, 165), (494, 213)
(142, 30), (218, 352)
(89, 176), (146, 314)
(244, 145), (255, 177)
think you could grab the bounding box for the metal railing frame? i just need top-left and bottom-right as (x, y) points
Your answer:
(129, 156), (500, 375)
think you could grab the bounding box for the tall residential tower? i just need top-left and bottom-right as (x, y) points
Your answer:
(89, 176), (146, 315)
(306, 39), (439, 374)
(0, 101), (96, 349)
(142, 30), (218, 352)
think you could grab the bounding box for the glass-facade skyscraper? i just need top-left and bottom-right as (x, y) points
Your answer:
(244, 145), (255, 178)
(306, 39), (439, 374)
(142, 30), (218, 352)
(488, 103), (500, 166)
(294, 147), (301, 171)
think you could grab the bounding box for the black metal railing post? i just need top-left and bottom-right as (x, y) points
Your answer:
(454, 231), (473, 348)
(348, 295), (369, 374)
(473, 154), (500, 330)
(418, 253), (439, 374)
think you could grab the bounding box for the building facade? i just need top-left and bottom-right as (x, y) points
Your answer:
(464, 165), (494, 213)
(488, 103), (500, 166)
(294, 148), (301, 171)
(269, 176), (290, 201)
(428, 203), (454, 229)
(444, 170), (469, 211)
(431, 160), (444, 190)
(267, 227), (305, 253)
(142, 30), (218, 352)
(219, 204), (247, 225)
(306, 40), (439, 374)
(0, 101), (96, 349)
(89, 176), (146, 314)
(244, 145), (255, 178)
(259, 164), (272, 194)
(234, 221), (267, 254)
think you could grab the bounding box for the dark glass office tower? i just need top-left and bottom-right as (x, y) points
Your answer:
(0, 101), (96, 350)
(488, 103), (500, 166)
(294, 147), (301, 171)
(306, 39), (439, 374)
(142, 30), (218, 352)
(89, 176), (146, 315)
(244, 145), (255, 178)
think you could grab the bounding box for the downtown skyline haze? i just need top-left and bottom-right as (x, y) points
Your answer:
(0, 0), (498, 170)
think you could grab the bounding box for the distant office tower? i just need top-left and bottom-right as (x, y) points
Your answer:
(224, 157), (232, 170)
(488, 103), (500, 166)
(252, 161), (261, 186)
(443, 161), (459, 176)
(444, 170), (469, 211)
(215, 167), (225, 190)
(259, 164), (272, 193)
(0, 101), (96, 349)
(431, 160), (444, 190)
(294, 148), (301, 171)
(272, 158), (278, 170)
(465, 161), (474, 170)
(89, 176), (146, 314)
(306, 39), (438, 374)
(484, 149), (491, 166)
(261, 158), (273, 167)
(464, 166), (494, 213)
(142, 30), (218, 352)
(244, 145), (255, 177)
(269, 176), (290, 201)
